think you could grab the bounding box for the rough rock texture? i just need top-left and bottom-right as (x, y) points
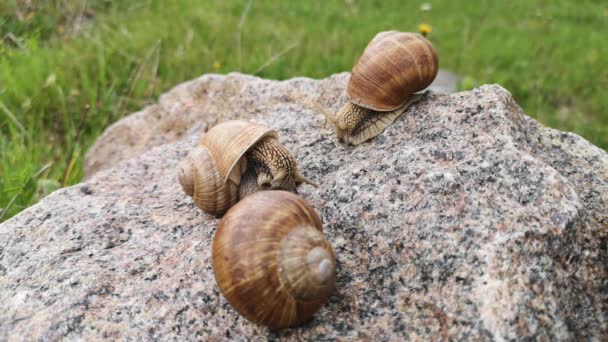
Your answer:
(1, 73), (607, 340)
(83, 71), (457, 177)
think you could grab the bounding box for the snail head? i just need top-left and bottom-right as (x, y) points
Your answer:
(258, 170), (318, 193)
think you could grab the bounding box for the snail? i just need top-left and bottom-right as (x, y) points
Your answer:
(177, 120), (317, 216)
(326, 31), (438, 145)
(212, 191), (336, 329)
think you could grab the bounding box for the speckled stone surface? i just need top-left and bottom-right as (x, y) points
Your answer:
(1, 73), (606, 340)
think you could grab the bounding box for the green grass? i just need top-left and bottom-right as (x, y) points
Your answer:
(1, 0), (607, 221)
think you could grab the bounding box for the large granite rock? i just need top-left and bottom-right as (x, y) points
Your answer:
(1, 73), (606, 340)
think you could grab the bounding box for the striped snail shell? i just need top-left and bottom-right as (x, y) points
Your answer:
(331, 31), (439, 145)
(347, 31), (439, 111)
(212, 191), (336, 329)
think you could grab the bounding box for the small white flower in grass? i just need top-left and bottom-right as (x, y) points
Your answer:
(44, 73), (56, 88)
(420, 3), (432, 12)
(21, 98), (31, 110)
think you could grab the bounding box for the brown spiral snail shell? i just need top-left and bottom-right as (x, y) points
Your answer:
(177, 120), (317, 216)
(212, 191), (336, 329)
(331, 31), (439, 145)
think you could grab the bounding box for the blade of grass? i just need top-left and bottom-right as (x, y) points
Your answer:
(126, 39), (161, 98)
(236, 0), (253, 71)
(0, 100), (26, 135)
(253, 42), (299, 75)
(146, 39), (161, 100)
(61, 146), (80, 187)
(3, 32), (26, 50)
(61, 103), (89, 187)
(0, 162), (52, 221)
(116, 39), (161, 112)
(0, 194), (20, 222)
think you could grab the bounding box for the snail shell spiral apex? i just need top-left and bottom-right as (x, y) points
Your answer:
(279, 226), (336, 302)
(212, 191), (336, 329)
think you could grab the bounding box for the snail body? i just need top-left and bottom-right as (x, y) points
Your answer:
(212, 191), (336, 329)
(177, 120), (316, 216)
(333, 31), (438, 145)
(246, 136), (316, 191)
(238, 168), (259, 199)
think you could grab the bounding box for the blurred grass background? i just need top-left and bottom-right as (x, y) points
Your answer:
(1, 0), (607, 221)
